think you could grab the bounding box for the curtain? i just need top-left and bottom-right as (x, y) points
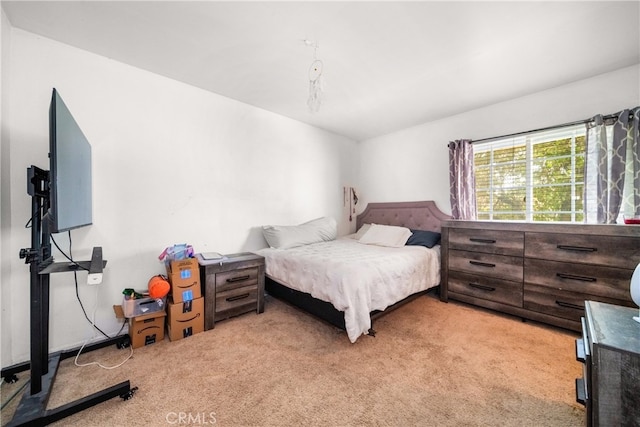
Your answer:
(448, 139), (476, 220)
(585, 107), (640, 223)
(629, 108), (640, 217)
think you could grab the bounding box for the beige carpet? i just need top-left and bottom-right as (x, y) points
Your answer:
(2, 292), (585, 426)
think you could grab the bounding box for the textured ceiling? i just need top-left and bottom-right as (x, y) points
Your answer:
(3, 1), (639, 141)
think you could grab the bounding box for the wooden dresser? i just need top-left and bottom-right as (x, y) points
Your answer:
(440, 221), (640, 331)
(197, 252), (265, 330)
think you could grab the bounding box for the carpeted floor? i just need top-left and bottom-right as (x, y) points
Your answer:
(1, 292), (585, 426)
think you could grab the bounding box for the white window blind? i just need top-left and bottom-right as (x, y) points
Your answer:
(474, 124), (586, 222)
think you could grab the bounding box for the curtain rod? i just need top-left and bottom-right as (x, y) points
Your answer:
(470, 111), (631, 145)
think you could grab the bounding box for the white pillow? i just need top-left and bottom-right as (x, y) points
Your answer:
(353, 223), (371, 240)
(358, 224), (412, 248)
(262, 217), (337, 249)
(302, 217), (338, 241)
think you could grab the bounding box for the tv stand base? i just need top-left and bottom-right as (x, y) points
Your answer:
(3, 336), (135, 427)
(7, 353), (133, 426)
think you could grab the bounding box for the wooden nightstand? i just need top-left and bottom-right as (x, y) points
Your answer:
(197, 252), (265, 330)
(576, 300), (640, 426)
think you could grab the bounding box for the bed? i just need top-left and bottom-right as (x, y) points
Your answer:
(257, 201), (451, 342)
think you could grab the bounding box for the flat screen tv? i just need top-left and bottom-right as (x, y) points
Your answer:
(47, 88), (93, 233)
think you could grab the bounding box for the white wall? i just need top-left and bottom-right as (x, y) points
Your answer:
(2, 28), (358, 365)
(3, 20), (638, 368)
(357, 64), (640, 215)
(1, 7), (13, 370)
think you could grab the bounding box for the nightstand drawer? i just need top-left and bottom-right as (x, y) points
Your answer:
(215, 284), (258, 314)
(215, 267), (259, 292)
(449, 228), (523, 256)
(448, 270), (522, 306)
(449, 249), (523, 282)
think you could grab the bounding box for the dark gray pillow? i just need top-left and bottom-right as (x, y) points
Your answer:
(406, 229), (441, 248)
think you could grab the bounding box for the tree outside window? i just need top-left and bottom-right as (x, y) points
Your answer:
(474, 125), (586, 222)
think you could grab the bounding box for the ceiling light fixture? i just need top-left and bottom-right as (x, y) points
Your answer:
(304, 40), (323, 113)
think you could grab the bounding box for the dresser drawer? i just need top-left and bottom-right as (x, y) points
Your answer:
(523, 284), (588, 322)
(215, 284), (258, 314)
(449, 249), (523, 282)
(523, 283), (633, 323)
(215, 267), (259, 292)
(525, 232), (640, 269)
(525, 258), (633, 302)
(448, 228), (524, 256)
(448, 270), (522, 306)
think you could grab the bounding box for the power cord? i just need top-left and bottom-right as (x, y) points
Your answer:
(50, 234), (89, 271)
(22, 210), (133, 372)
(52, 232), (134, 370)
(74, 283), (133, 370)
(51, 233), (110, 338)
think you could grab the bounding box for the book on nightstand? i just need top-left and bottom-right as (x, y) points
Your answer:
(200, 252), (227, 261)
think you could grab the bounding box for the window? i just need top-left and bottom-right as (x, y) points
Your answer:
(474, 124), (586, 222)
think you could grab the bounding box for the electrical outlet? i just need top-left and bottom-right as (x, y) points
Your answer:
(117, 335), (131, 349)
(87, 272), (103, 285)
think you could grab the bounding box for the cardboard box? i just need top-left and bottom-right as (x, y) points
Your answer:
(114, 305), (166, 349)
(166, 258), (201, 303)
(167, 296), (204, 341)
(129, 310), (166, 349)
(122, 296), (166, 318)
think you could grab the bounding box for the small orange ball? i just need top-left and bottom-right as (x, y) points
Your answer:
(148, 275), (170, 299)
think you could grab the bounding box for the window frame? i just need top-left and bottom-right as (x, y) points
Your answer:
(474, 124), (586, 223)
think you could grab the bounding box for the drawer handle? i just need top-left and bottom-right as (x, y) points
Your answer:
(469, 282), (496, 292)
(469, 260), (496, 268)
(556, 300), (584, 311)
(575, 338), (585, 362)
(557, 245), (597, 253)
(556, 273), (597, 282)
(575, 378), (586, 406)
(227, 275), (250, 283)
(469, 238), (496, 244)
(226, 293), (250, 302)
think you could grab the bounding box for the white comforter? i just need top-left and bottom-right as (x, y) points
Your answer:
(256, 238), (440, 343)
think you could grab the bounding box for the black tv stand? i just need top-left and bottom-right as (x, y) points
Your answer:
(4, 349), (134, 426)
(2, 166), (135, 426)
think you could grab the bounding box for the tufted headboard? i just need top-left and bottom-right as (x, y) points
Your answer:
(356, 201), (451, 233)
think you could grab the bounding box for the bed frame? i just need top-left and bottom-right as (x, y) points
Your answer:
(265, 200), (452, 336)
